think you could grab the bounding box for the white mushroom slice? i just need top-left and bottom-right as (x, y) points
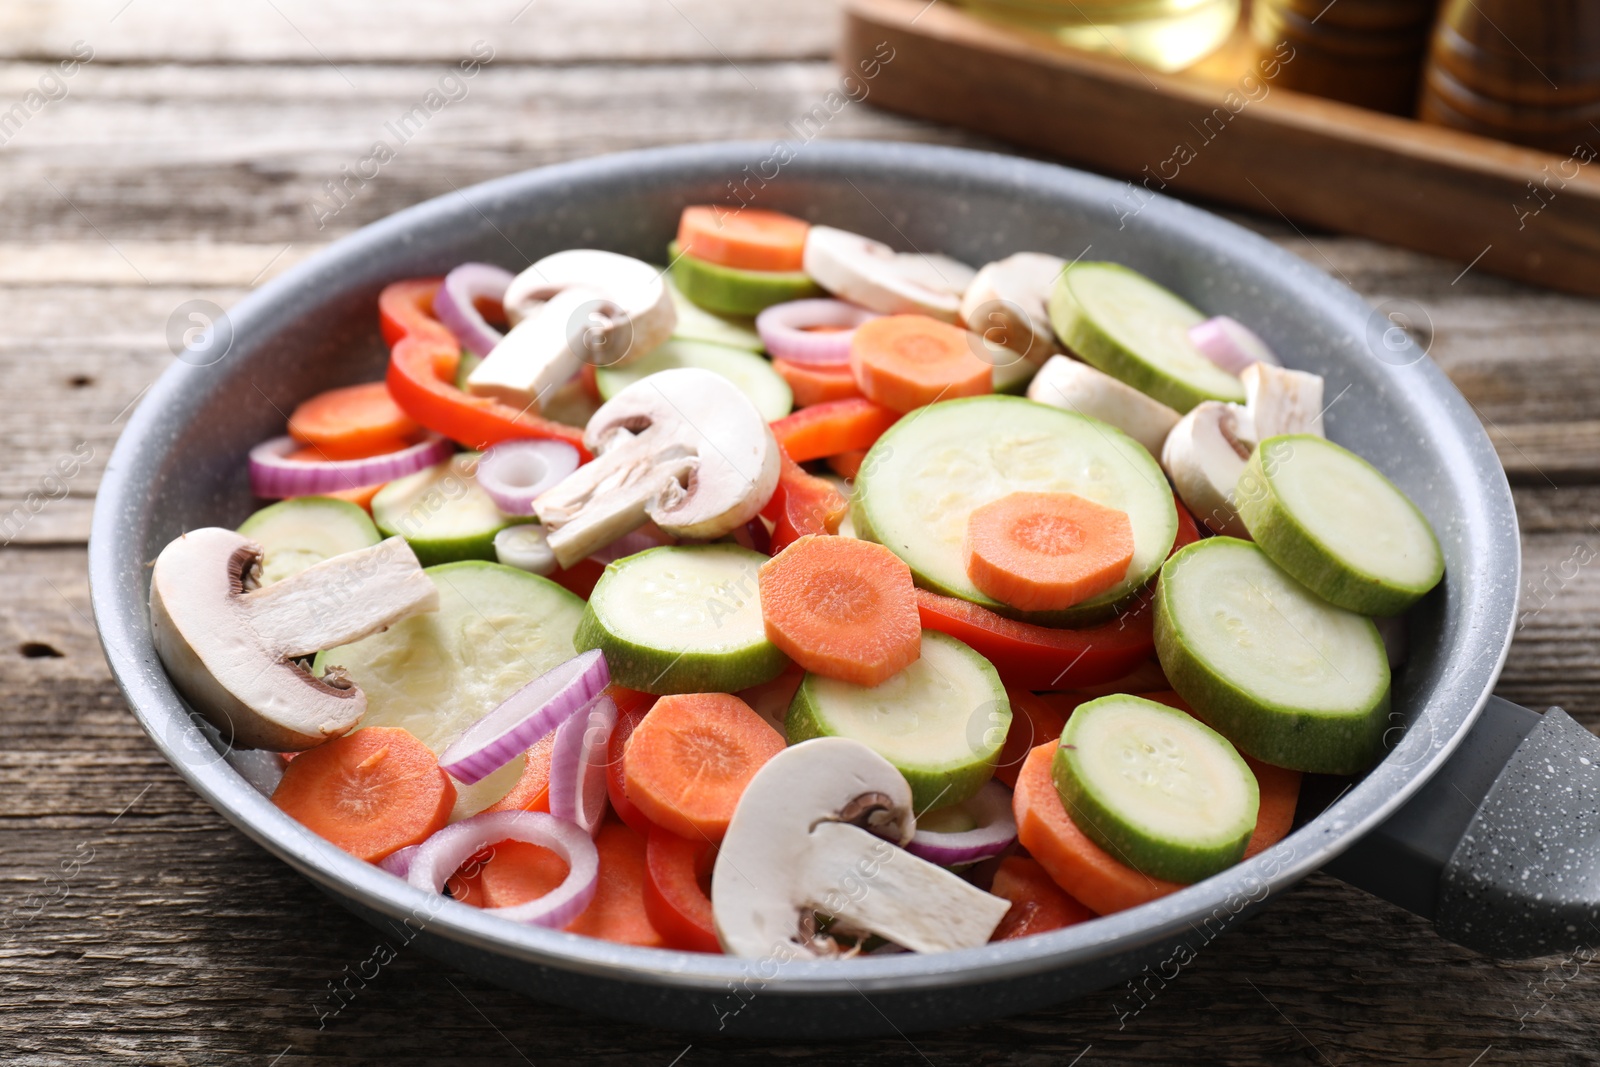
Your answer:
(533, 367), (779, 568)
(470, 250), (676, 407)
(802, 226), (962, 322)
(894, 252), (976, 300)
(959, 252), (1066, 364)
(149, 531), (439, 752)
(712, 737), (1011, 960)
(1027, 354), (1181, 455)
(1243, 362), (1325, 440)
(1161, 401), (1257, 538)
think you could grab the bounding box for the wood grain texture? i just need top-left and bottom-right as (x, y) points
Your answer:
(842, 0), (1600, 299)
(3, 0), (1600, 1060)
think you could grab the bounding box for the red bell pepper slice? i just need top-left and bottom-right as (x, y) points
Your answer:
(1171, 493), (1200, 554)
(915, 587), (1156, 691)
(760, 446), (849, 553)
(604, 687), (657, 837)
(379, 279), (590, 458)
(769, 397), (899, 463)
(643, 826), (720, 953)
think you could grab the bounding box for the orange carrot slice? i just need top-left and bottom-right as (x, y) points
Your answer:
(676, 206), (809, 273)
(827, 449), (868, 480)
(989, 855), (1094, 940)
(758, 535), (921, 687)
(848, 314), (993, 413)
(1013, 739), (1183, 915)
(564, 822), (668, 947)
(481, 731), (557, 814)
(478, 839), (570, 909)
(272, 727), (454, 862)
(772, 358), (863, 407)
(996, 689), (1072, 789)
(287, 381), (422, 459)
(622, 693), (784, 842)
(964, 491), (1135, 612)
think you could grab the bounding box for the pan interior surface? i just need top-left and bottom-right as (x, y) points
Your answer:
(88, 142), (1518, 1024)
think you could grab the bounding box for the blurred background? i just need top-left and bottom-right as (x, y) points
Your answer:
(4, 1), (1600, 1064)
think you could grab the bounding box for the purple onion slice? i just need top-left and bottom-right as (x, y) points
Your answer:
(438, 650), (610, 784)
(756, 298), (880, 366)
(406, 810), (599, 927)
(476, 439), (580, 516)
(248, 433), (452, 499)
(1187, 316), (1281, 376)
(433, 262), (514, 357)
(548, 695), (618, 837)
(906, 781), (1017, 866)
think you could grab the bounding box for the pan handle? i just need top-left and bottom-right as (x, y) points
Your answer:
(1325, 696), (1600, 958)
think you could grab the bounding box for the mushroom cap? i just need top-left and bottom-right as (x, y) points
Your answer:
(503, 249), (675, 365)
(583, 366), (781, 539)
(149, 529), (438, 751)
(802, 226), (962, 323)
(711, 737), (915, 959)
(1162, 401), (1257, 538)
(960, 252), (1066, 364)
(1027, 354), (1181, 456)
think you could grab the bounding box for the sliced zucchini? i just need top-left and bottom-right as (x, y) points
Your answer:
(1154, 538), (1391, 774)
(785, 630), (1009, 811)
(991, 355), (1037, 396)
(1049, 263), (1245, 413)
(575, 544), (789, 694)
(668, 240), (822, 317)
(320, 560), (586, 754)
(236, 496), (380, 585)
(1238, 435), (1444, 616)
(852, 395), (1177, 625)
(372, 453), (525, 567)
(1052, 694), (1258, 883)
(665, 273), (764, 351)
(595, 338), (793, 420)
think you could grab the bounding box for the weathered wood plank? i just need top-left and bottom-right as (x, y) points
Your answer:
(0, 0), (840, 64)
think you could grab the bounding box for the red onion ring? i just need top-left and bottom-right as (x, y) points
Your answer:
(755, 299), (881, 367)
(433, 262), (514, 357)
(1188, 316), (1281, 376)
(248, 434), (453, 499)
(548, 695), (618, 837)
(439, 650), (611, 784)
(476, 439), (581, 516)
(906, 781), (1017, 866)
(406, 810), (599, 927)
(379, 844), (419, 878)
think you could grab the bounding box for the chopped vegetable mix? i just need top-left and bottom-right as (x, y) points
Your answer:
(148, 204), (1441, 958)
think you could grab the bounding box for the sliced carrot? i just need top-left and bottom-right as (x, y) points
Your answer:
(769, 397), (900, 463)
(320, 484), (383, 511)
(676, 205), (809, 273)
(827, 449), (868, 480)
(990, 855), (1094, 940)
(996, 689), (1072, 789)
(623, 693), (785, 842)
(1013, 739), (1183, 915)
(478, 839), (570, 909)
(1135, 691), (1302, 859)
(272, 727), (454, 863)
(644, 826), (721, 953)
(848, 315), (993, 413)
(447, 844), (499, 907)
(772, 358), (863, 407)
(607, 687), (658, 836)
(287, 381), (422, 459)
(758, 535), (921, 687)
(279, 439), (413, 509)
(564, 822), (668, 947)
(964, 491), (1135, 612)
(760, 445), (849, 553)
(482, 732), (557, 814)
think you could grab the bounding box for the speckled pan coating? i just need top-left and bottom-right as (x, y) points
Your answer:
(89, 141), (1519, 1036)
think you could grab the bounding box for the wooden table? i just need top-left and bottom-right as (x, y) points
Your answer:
(3, 2), (1598, 1063)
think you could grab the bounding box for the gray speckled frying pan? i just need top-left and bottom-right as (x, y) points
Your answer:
(87, 142), (1600, 1038)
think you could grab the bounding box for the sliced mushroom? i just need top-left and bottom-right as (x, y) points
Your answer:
(149, 531), (439, 751)
(1027, 354), (1181, 455)
(712, 737), (1011, 959)
(802, 226), (963, 322)
(959, 252), (1066, 365)
(1243, 362), (1325, 439)
(1161, 401), (1257, 538)
(894, 252), (976, 300)
(467, 250), (675, 408)
(533, 367), (779, 568)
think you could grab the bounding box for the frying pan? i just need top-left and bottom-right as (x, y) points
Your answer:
(87, 141), (1600, 1038)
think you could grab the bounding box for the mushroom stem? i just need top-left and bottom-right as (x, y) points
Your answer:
(246, 536), (442, 655)
(535, 433), (696, 568)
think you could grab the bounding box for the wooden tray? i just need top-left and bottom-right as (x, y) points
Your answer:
(841, 0), (1600, 297)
